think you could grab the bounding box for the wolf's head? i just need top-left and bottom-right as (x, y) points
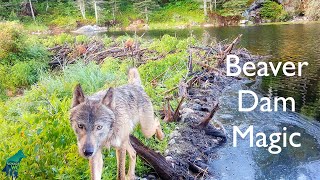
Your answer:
(69, 84), (115, 158)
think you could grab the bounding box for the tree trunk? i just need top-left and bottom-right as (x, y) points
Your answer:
(79, 0), (86, 19)
(46, 0), (49, 12)
(112, 0), (116, 21)
(28, 0), (35, 21)
(145, 6), (148, 22)
(94, 1), (98, 24)
(203, 0), (207, 16)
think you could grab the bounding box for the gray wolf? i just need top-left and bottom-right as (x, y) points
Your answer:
(69, 68), (164, 180)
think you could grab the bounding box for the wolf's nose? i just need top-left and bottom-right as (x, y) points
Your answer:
(83, 148), (94, 157)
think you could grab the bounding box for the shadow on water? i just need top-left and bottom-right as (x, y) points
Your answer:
(103, 23), (320, 121)
(208, 82), (320, 180)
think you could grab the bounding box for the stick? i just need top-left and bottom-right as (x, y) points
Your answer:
(197, 103), (219, 129)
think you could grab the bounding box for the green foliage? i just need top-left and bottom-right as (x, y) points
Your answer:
(0, 55), (179, 178)
(150, 1), (204, 25)
(134, 0), (160, 21)
(0, 22), (49, 95)
(260, 1), (288, 21)
(0, 21), (25, 60)
(148, 35), (196, 54)
(149, 35), (178, 53)
(220, 0), (249, 16)
(0, 32), (196, 178)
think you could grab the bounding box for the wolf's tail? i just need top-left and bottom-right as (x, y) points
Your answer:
(128, 68), (142, 86)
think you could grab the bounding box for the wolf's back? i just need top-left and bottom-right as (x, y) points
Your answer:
(128, 68), (142, 86)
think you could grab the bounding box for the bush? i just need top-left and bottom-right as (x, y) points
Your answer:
(0, 22), (25, 61)
(0, 22), (49, 94)
(149, 35), (179, 53)
(222, 0), (249, 16)
(150, 1), (204, 24)
(260, 1), (286, 21)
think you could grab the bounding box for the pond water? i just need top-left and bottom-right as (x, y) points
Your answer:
(104, 23), (320, 179)
(104, 23), (320, 121)
(209, 83), (320, 180)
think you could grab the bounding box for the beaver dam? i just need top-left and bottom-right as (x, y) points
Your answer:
(46, 32), (320, 179)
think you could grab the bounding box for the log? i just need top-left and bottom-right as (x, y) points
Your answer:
(129, 135), (178, 180)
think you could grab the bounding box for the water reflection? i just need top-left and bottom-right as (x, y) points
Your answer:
(103, 23), (320, 120)
(208, 83), (320, 180)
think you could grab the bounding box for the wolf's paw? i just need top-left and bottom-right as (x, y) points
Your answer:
(126, 174), (136, 180)
(156, 129), (165, 141)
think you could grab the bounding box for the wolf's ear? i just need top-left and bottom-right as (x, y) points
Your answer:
(102, 87), (115, 109)
(72, 84), (85, 108)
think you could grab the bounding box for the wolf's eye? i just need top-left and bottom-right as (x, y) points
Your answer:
(78, 124), (84, 129)
(96, 125), (103, 130)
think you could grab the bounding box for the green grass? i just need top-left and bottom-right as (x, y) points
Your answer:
(0, 24), (197, 178)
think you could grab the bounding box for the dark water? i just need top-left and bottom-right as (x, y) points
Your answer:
(104, 23), (320, 121)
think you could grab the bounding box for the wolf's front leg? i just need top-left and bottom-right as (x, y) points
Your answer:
(116, 148), (127, 180)
(89, 149), (103, 180)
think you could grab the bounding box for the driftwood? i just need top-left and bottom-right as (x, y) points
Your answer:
(129, 135), (178, 180)
(163, 96), (184, 122)
(197, 102), (219, 129)
(195, 61), (242, 80)
(48, 39), (163, 68)
(217, 34), (243, 67)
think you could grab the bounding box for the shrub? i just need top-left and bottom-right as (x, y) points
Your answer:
(149, 35), (179, 53)
(0, 21), (25, 61)
(150, 1), (204, 24)
(221, 0), (249, 16)
(260, 1), (286, 21)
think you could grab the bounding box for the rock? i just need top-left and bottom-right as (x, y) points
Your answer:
(203, 23), (215, 27)
(147, 174), (156, 180)
(169, 130), (180, 139)
(194, 99), (201, 104)
(240, 20), (249, 24)
(180, 108), (194, 116)
(72, 25), (108, 34)
(168, 139), (176, 145)
(192, 104), (202, 111)
(164, 149), (169, 155)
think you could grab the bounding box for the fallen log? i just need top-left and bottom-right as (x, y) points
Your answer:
(129, 135), (179, 180)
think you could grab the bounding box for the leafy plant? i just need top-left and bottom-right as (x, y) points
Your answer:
(260, 1), (287, 21)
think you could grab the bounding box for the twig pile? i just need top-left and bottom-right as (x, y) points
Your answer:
(48, 38), (163, 68)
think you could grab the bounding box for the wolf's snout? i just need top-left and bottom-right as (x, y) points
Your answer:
(83, 145), (94, 157)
